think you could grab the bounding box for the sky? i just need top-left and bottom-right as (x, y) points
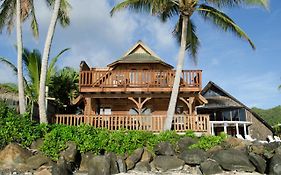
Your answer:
(0, 0), (280, 109)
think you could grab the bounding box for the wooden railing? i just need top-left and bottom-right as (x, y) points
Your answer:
(53, 114), (210, 133)
(80, 70), (202, 89)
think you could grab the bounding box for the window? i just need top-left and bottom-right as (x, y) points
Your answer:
(99, 107), (112, 115)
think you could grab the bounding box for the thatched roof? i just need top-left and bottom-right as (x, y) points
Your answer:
(108, 40), (173, 68)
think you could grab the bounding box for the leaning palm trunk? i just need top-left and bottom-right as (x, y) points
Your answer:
(164, 16), (188, 131)
(38, 0), (61, 123)
(16, 0), (26, 114)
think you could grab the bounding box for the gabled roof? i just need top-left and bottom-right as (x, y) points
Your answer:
(201, 81), (274, 132)
(108, 40), (173, 68)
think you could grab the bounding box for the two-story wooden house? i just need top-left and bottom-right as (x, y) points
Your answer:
(54, 41), (209, 133)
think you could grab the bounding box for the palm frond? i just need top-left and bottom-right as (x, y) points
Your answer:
(173, 17), (200, 62)
(197, 4), (255, 49)
(111, 0), (177, 18)
(0, 56), (18, 75)
(0, 0), (16, 33)
(205, 0), (268, 9)
(46, 0), (71, 27)
(47, 48), (70, 85)
(30, 0), (39, 38)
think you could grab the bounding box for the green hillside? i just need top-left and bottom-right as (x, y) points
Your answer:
(252, 106), (281, 126)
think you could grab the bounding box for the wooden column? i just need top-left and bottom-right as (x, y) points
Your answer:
(84, 97), (95, 116)
(179, 97), (195, 115)
(128, 97), (152, 115)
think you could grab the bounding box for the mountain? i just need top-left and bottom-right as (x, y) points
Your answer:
(252, 106), (281, 126)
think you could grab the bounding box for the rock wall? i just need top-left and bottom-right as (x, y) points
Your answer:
(1, 138), (281, 175)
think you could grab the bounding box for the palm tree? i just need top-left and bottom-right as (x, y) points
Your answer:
(0, 0), (39, 114)
(38, 0), (71, 123)
(0, 48), (69, 116)
(111, 0), (268, 130)
(49, 67), (79, 113)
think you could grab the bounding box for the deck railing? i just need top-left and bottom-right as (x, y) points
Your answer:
(53, 114), (210, 133)
(79, 70), (202, 89)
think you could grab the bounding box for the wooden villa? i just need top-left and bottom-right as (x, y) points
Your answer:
(54, 41), (209, 133)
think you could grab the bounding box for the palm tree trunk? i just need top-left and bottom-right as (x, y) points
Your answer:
(38, 0), (61, 124)
(16, 0), (26, 114)
(164, 15), (188, 131)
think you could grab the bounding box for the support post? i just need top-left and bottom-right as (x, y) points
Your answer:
(236, 123), (239, 135)
(211, 123), (215, 135)
(243, 123), (247, 135)
(224, 122), (227, 134)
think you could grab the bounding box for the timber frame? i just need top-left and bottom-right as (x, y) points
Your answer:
(54, 41), (209, 133)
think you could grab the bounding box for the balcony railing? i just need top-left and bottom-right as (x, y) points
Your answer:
(79, 70), (202, 90)
(53, 114), (210, 133)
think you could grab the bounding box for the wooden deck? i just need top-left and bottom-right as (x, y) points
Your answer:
(53, 114), (210, 133)
(79, 70), (202, 93)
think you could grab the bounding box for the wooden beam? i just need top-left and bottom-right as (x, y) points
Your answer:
(128, 97), (152, 115)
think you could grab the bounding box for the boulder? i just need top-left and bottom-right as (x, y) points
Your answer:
(222, 137), (252, 151)
(60, 142), (79, 164)
(140, 149), (153, 163)
(249, 153), (266, 174)
(79, 152), (93, 172)
(153, 156), (185, 172)
(88, 155), (111, 175)
(30, 138), (44, 150)
(117, 156), (127, 173)
(268, 154), (281, 175)
(154, 142), (175, 156)
(25, 153), (53, 170)
(134, 161), (151, 172)
(106, 152), (119, 174)
(275, 146), (281, 155)
(125, 148), (144, 170)
(56, 156), (73, 175)
(0, 143), (32, 170)
(177, 137), (197, 152)
(206, 145), (223, 157)
(200, 159), (223, 175)
(249, 143), (265, 155)
(179, 148), (207, 165)
(212, 149), (255, 172)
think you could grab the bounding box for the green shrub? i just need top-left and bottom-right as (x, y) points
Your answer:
(0, 102), (45, 149)
(185, 130), (196, 138)
(190, 133), (227, 150)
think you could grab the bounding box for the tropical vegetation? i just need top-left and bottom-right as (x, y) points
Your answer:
(0, 48), (69, 115)
(0, 0), (39, 114)
(0, 101), (226, 161)
(38, 0), (71, 124)
(252, 106), (281, 126)
(111, 0), (268, 130)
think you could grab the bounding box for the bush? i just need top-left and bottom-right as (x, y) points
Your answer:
(190, 133), (227, 150)
(0, 101), (47, 149)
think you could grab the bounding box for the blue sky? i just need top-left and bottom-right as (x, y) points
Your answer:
(0, 0), (280, 109)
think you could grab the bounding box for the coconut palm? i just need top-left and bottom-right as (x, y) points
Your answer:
(0, 48), (69, 116)
(38, 0), (71, 123)
(0, 0), (39, 114)
(111, 0), (269, 130)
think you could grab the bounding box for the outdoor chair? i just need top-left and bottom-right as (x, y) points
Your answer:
(268, 135), (275, 143)
(245, 135), (256, 142)
(274, 136), (281, 142)
(236, 134), (245, 140)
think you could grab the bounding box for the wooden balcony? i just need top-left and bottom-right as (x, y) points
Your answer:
(79, 70), (202, 93)
(53, 114), (210, 133)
